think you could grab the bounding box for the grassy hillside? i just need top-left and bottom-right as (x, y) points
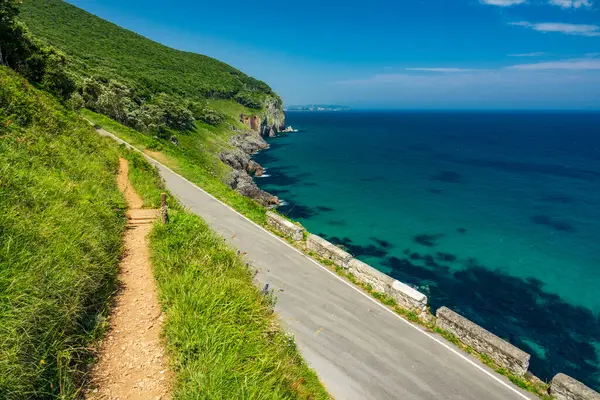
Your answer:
(17, 0), (283, 213)
(19, 0), (273, 101)
(0, 66), (125, 398)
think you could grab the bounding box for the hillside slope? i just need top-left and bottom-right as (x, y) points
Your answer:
(19, 0), (272, 101)
(18, 0), (285, 206)
(0, 65), (125, 398)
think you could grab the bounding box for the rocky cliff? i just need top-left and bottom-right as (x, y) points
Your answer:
(240, 95), (285, 138)
(222, 95), (285, 206)
(220, 128), (279, 207)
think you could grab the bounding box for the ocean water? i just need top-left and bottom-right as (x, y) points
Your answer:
(254, 111), (600, 390)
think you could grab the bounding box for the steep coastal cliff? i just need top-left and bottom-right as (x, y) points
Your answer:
(222, 95), (286, 206)
(240, 96), (286, 138)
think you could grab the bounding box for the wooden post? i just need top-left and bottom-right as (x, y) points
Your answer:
(160, 193), (168, 224)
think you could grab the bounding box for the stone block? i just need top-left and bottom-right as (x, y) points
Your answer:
(551, 373), (600, 400)
(306, 234), (352, 268)
(347, 258), (394, 294)
(266, 211), (304, 241)
(391, 280), (428, 312)
(436, 307), (530, 376)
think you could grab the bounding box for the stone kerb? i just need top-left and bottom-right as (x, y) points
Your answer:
(266, 211), (304, 241)
(435, 307), (530, 376)
(306, 234), (352, 268)
(550, 373), (600, 400)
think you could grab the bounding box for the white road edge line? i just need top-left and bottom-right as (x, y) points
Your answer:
(97, 126), (532, 400)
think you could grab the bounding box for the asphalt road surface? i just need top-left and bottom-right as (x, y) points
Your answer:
(99, 127), (535, 400)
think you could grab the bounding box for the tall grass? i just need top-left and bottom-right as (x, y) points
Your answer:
(0, 67), (125, 398)
(150, 212), (330, 399)
(121, 153), (329, 399)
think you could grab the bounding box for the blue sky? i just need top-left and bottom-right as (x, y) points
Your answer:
(68, 0), (600, 109)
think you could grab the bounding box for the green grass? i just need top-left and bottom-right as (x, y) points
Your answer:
(150, 211), (330, 399)
(0, 66), (125, 398)
(120, 151), (330, 399)
(83, 109), (268, 225)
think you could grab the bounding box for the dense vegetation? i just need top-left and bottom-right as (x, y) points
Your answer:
(0, 66), (125, 398)
(16, 0), (278, 136)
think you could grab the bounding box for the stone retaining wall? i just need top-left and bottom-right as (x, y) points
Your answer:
(551, 373), (600, 400)
(266, 211), (304, 241)
(346, 258), (428, 313)
(435, 307), (530, 376)
(306, 234), (352, 268)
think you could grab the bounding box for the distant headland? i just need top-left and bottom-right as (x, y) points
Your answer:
(284, 105), (351, 112)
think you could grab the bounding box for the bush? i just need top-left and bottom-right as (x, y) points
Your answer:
(234, 90), (262, 109)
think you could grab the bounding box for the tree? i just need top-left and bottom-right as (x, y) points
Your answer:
(0, 0), (22, 66)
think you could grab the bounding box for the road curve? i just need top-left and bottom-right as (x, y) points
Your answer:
(98, 127), (535, 400)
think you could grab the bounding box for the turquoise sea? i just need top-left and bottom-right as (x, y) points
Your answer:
(254, 111), (600, 390)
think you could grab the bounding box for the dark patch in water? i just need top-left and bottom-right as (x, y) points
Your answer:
(530, 215), (576, 233)
(431, 170), (465, 184)
(410, 252), (422, 261)
(383, 256), (600, 390)
(279, 204), (316, 219)
(316, 206), (334, 212)
(456, 228), (468, 234)
(438, 153), (600, 182)
(436, 252), (457, 262)
(328, 219), (347, 226)
(266, 167), (312, 187)
(370, 237), (393, 249)
(318, 234), (390, 258)
(428, 188), (444, 194)
(403, 248), (412, 256)
(413, 234), (445, 247)
(539, 194), (575, 204)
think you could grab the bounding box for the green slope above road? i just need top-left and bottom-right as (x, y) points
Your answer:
(19, 0), (273, 100)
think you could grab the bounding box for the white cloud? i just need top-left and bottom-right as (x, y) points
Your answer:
(480, 0), (527, 5)
(405, 68), (473, 72)
(508, 58), (600, 69)
(548, 0), (592, 8)
(511, 21), (600, 36)
(508, 52), (550, 57)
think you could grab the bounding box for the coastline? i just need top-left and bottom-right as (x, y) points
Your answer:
(248, 112), (600, 399)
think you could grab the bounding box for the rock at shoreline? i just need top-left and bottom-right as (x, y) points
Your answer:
(230, 132), (268, 154)
(247, 160), (264, 177)
(227, 170), (279, 206)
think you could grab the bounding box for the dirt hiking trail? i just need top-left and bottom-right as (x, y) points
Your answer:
(87, 158), (170, 400)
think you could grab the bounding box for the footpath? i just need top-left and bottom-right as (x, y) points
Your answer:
(87, 159), (170, 400)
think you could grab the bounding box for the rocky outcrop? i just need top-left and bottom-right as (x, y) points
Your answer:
(260, 96), (285, 137)
(219, 148), (250, 171)
(226, 170), (279, 206)
(240, 96), (285, 138)
(229, 131), (268, 154)
(220, 127), (276, 206)
(222, 95), (284, 205)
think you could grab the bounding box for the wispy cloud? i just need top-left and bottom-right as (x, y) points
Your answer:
(511, 21), (600, 36)
(548, 0), (592, 8)
(508, 52), (550, 57)
(480, 0), (526, 6)
(405, 68), (473, 72)
(508, 58), (600, 70)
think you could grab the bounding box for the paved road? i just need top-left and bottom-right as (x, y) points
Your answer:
(99, 128), (534, 400)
